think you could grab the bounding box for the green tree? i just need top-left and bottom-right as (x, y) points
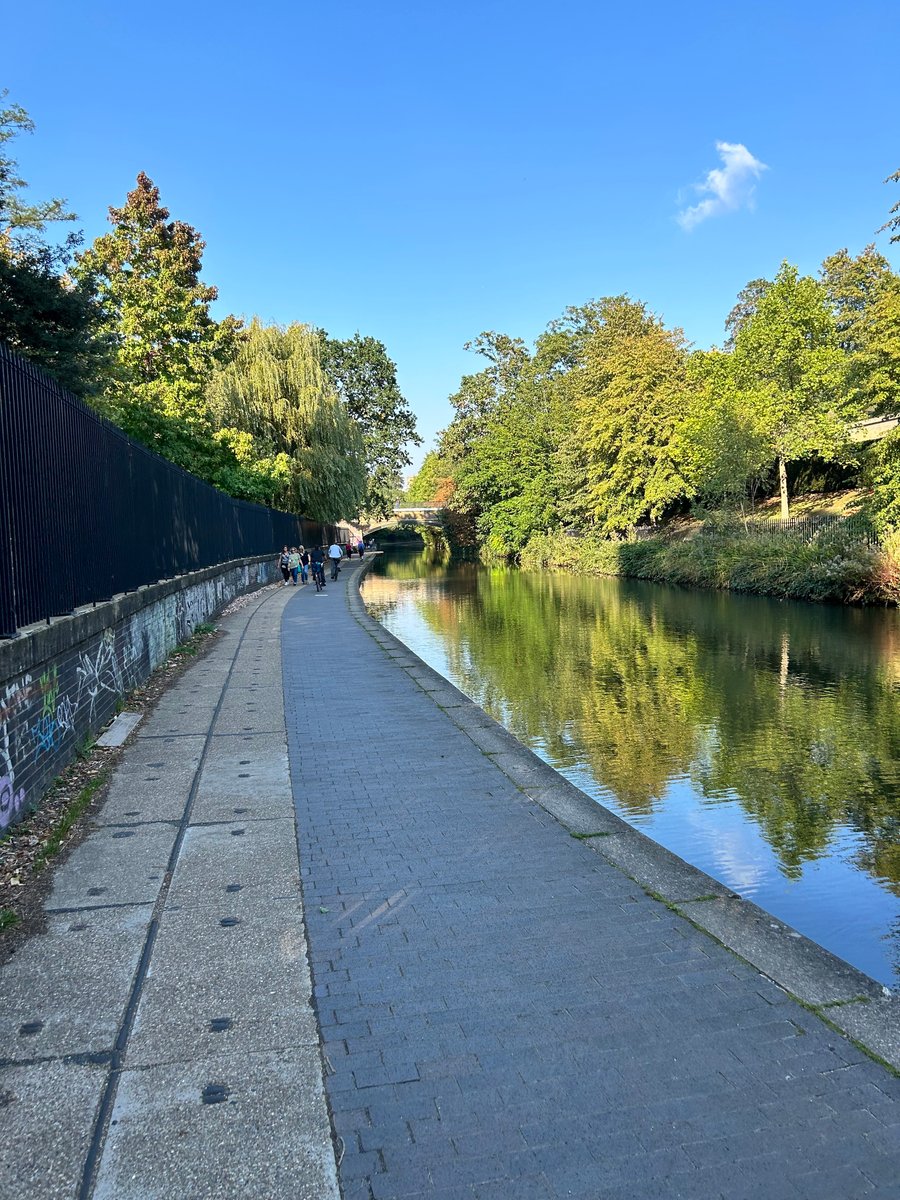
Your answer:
(677, 350), (771, 514)
(73, 173), (238, 468)
(573, 298), (693, 531)
(821, 245), (895, 356)
(0, 94), (107, 394)
(207, 320), (365, 520)
(318, 331), (419, 519)
(724, 277), (770, 350)
(435, 332), (563, 556)
(732, 262), (852, 519)
(404, 450), (454, 505)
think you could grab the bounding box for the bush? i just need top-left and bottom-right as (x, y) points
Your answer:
(521, 523), (894, 605)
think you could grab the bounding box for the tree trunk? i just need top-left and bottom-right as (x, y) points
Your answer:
(779, 456), (789, 520)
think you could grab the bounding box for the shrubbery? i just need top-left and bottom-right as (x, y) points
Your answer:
(520, 523), (895, 605)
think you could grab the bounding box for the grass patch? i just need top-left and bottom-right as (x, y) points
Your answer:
(570, 831), (612, 839)
(0, 909), (18, 932)
(818, 995), (872, 1009)
(34, 773), (109, 870)
(172, 623), (218, 657)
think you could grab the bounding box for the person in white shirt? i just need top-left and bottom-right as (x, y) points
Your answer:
(327, 542), (344, 580)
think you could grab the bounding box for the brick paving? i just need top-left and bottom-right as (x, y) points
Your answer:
(283, 562), (900, 1200)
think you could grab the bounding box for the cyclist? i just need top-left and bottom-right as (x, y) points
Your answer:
(328, 540), (344, 580)
(310, 546), (327, 590)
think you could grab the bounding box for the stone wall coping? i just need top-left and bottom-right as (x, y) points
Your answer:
(0, 554), (273, 680)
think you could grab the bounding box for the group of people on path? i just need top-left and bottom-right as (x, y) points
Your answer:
(278, 537), (368, 587)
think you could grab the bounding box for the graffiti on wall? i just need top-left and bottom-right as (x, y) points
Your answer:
(0, 558), (277, 832)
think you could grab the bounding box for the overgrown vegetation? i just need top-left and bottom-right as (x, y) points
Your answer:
(33, 773), (108, 869)
(521, 521), (899, 605)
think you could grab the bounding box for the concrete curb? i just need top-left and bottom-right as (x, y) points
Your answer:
(349, 555), (898, 1073)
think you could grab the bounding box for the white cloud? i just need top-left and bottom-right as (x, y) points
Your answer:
(677, 141), (768, 231)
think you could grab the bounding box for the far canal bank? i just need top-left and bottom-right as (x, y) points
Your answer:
(520, 523), (898, 607)
(361, 549), (900, 990)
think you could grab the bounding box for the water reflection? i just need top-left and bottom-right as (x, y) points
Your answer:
(363, 554), (900, 985)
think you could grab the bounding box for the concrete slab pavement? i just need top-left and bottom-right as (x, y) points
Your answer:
(0, 582), (339, 1200)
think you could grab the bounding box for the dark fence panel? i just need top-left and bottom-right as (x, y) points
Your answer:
(727, 513), (880, 548)
(0, 344), (337, 637)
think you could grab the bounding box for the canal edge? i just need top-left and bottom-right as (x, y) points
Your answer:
(348, 556), (900, 1076)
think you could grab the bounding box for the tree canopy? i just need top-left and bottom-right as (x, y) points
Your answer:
(207, 320), (365, 520)
(318, 331), (419, 519)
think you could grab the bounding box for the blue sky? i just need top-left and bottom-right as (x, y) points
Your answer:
(6, 0), (900, 472)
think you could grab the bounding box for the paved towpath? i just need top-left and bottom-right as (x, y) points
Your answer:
(286, 559), (900, 1200)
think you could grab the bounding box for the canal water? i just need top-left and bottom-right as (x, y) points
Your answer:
(361, 549), (900, 988)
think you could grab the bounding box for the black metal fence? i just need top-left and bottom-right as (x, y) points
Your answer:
(717, 513), (880, 547)
(0, 344), (349, 637)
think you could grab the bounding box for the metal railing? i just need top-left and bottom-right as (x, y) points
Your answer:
(732, 513), (880, 547)
(0, 344), (345, 637)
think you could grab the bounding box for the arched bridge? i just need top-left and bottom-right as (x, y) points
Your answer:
(359, 506), (446, 536)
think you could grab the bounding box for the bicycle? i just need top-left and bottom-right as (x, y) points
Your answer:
(312, 562), (326, 592)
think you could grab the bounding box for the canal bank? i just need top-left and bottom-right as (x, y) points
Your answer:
(520, 524), (898, 606)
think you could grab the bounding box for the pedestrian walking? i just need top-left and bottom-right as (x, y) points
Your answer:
(279, 546), (291, 585)
(345, 540), (353, 559)
(299, 548), (310, 584)
(357, 538), (365, 557)
(288, 547), (301, 585)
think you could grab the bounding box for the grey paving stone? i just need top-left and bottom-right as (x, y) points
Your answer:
(127, 899), (318, 1067)
(93, 1047), (339, 1200)
(0, 1059), (106, 1199)
(167, 817), (300, 906)
(96, 710), (144, 747)
(44, 821), (175, 910)
(116, 733), (207, 762)
(0, 905), (151, 1060)
(93, 776), (192, 825)
(137, 703), (218, 735)
(211, 695), (284, 734)
(189, 786), (294, 824)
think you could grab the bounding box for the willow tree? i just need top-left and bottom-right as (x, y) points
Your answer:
(206, 320), (365, 520)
